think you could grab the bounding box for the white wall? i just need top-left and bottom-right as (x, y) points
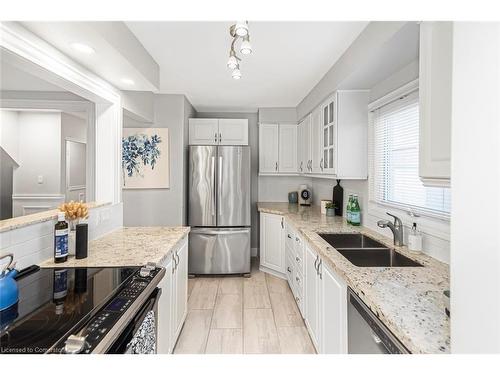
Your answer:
(0, 109), (20, 164)
(450, 22), (500, 353)
(14, 112), (62, 196)
(258, 176), (313, 202)
(61, 112), (87, 201)
(122, 94), (195, 226)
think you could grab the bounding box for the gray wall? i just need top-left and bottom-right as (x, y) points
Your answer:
(123, 94), (195, 226)
(195, 111), (259, 250)
(258, 107), (297, 123)
(296, 22), (408, 119)
(0, 147), (15, 219)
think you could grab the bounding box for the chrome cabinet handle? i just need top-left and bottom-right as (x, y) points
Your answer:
(214, 132), (217, 143)
(295, 296), (300, 303)
(296, 256), (300, 262)
(275, 161), (278, 171)
(314, 255), (319, 273)
(295, 237), (299, 242)
(320, 158), (323, 171)
(281, 217), (284, 229)
(287, 267), (292, 273)
(299, 161), (303, 172)
(318, 259), (322, 279)
(219, 133), (222, 143)
(295, 276), (301, 284)
(287, 234), (292, 239)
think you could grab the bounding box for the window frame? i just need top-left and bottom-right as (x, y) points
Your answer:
(367, 79), (450, 238)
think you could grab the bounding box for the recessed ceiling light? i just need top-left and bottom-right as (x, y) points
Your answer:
(70, 42), (95, 54)
(121, 78), (135, 85)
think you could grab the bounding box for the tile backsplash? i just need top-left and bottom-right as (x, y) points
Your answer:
(0, 203), (123, 269)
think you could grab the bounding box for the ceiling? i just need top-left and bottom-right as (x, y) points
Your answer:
(126, 21), (368, 111)
(21, 22), (160, 92)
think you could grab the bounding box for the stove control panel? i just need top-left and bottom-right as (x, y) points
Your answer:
(61, 266), (162, 354)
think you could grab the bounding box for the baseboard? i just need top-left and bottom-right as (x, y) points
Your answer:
(259, 264), (286, 280)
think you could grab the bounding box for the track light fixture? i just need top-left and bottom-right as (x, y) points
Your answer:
(227, 21), (252, 80)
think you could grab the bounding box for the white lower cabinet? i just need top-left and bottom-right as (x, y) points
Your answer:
(259, 212), (285, 275)
(260, 216), (348, 354)
(304, 243), (321, 351)
(320, 262), (347, 354)
(304, 242), (347, 353)
(156, 236), (188, 354)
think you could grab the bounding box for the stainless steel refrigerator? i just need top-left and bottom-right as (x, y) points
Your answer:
(188, 145), (251, 275)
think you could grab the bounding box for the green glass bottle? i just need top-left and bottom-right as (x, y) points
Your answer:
(346, 194), (353, 224)
(351, 195), (361, 226)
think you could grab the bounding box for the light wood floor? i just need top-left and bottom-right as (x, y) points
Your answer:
(173, 259), (316, 354)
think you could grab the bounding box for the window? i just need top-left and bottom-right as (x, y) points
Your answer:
(371, 89), (451, 215)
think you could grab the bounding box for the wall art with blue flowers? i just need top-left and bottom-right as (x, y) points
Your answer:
(122, 128), (169, 189)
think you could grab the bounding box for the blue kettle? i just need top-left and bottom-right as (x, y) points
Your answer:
(0, 254), (19, 311)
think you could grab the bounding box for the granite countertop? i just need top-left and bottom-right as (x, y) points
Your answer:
(0, 202), (110, 233)
(40, 226), (190, 268)
(257, 202), (450, 354)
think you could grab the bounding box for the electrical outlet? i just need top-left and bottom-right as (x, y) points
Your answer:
(37, 175), (43, 184)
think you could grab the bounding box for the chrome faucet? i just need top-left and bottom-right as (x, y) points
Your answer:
(377, 212), (404, 246)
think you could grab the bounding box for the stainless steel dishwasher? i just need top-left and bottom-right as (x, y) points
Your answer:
(348, 288), (409, 354)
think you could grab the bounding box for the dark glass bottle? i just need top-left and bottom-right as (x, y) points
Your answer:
(332, 179), (344, 216)
(54, 212), (68, 263)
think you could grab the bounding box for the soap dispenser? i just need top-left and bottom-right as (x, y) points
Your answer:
(408, 222), (422, 252)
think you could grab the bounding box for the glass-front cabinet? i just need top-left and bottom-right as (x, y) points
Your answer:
(321, 94), (336, 175)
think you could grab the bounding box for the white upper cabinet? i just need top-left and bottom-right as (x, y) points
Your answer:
(298, 115), (312, 174)
(258, 91), (367, 179)
(259, 123), (298, 175)
(189, 118), (219, 145)
(311, 107), (323, 174)
(335, 90), (368, 179)
(189, 118), (248, 145)
(259, 123), (280, 173)
(419, 22), (452, 187)
(320, 95), (337, 174)
(278, 124), (298, 173)
(218, 119), (249, 145)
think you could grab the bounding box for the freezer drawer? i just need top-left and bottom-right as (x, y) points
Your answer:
(189, 228), (251, 275)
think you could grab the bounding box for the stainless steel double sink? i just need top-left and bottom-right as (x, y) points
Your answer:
(318, 233), (422, 267)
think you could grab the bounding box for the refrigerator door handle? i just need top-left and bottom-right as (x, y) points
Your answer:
(218, 155), (223, 218)
(211, 156), (216, 216)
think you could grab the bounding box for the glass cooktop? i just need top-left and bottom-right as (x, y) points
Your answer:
(0, 267), (138, 354)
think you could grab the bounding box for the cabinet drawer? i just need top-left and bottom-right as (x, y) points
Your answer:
(293, 238), (305, 274)
(285, 252), (294, 287)
(293, 270), (304, 293)
(293, 282), (304, 317)
(285, 228), (295, 249)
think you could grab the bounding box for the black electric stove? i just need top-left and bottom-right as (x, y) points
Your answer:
(0, 266), (164, 354)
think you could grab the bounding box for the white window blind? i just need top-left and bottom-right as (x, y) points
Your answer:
(371, 90), (451, 215)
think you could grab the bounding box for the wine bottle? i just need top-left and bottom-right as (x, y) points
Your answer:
(54, 212), (68, 263)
